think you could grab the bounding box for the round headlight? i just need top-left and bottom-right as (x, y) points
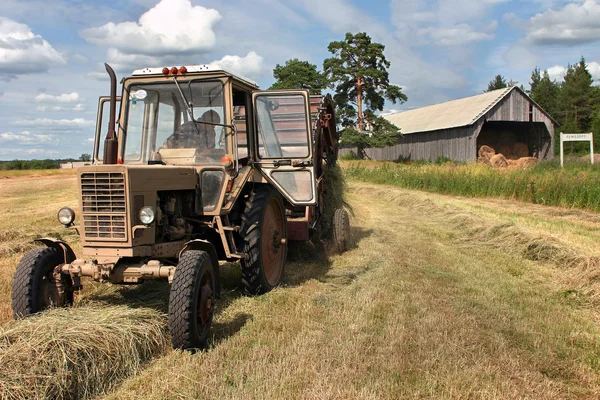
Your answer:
(139, 206), (155, 225)
(57, 207), (75, 225)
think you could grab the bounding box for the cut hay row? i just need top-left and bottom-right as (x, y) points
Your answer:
(0, 305), (168, 400)
(350, 184), (600, 298)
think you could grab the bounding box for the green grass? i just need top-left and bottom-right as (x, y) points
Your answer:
(344, 160), (600, 212)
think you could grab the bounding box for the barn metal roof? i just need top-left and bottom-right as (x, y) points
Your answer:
(384, 86), (543, 134)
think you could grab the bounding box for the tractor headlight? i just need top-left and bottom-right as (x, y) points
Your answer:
(139, 206), (155, 225)
(57, 207), (75, 226)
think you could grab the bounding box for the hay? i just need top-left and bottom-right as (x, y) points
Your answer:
(514, 157), (538, 169)
(477, 145), (495, 165)
(489, 154), (508, 168)
(0, 305), (168, 399)
(313, 163), (350, 242)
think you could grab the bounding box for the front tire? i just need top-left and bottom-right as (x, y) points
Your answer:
(239, 186), (287, 295)
(332, 208), (350, 253)
(169, 250), (215, 350)
(12, 247), (74, 318)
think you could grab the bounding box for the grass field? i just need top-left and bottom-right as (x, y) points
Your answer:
(1, 170), (600, 398)
(344, 160), (600, 212)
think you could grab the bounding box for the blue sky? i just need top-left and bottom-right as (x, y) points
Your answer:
(0, 0), (599, 160)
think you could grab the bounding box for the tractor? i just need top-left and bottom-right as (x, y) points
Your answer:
(11, 63), (350, 349)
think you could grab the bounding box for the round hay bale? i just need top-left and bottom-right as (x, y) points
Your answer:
(490, 153), (508, 168)
(515, 157), (538, 169)
(478, 145), (495, 165)
(478, 145), (495, 158)
(513, 142), (529, 158)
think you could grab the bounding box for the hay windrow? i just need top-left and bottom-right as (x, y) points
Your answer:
(0, 305), (168, 400)
(313, 163), (351, 242)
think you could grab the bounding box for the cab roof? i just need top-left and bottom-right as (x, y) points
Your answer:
(130, 64), (259, 89)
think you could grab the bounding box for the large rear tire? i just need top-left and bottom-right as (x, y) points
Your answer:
(12, 247), (74, 318)
(239, 186), (287, 295)
(169, 250), (215, 350)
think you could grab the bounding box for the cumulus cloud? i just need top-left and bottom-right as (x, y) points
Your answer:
(0, 17), (66, 79)
(0, 131), (57, 145)
(524, 0), (600, 45)
(34, 92), (80, 103)
(207, 52), (264, 80)
(14, 118), (94, 130)
(81, 0), (222, 56)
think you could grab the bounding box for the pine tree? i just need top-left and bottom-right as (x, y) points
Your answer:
(559, 57), (594, 132)
(323, 32), (407, 158)
(486, 75), (507, 92)
(530, 70), (560, 119)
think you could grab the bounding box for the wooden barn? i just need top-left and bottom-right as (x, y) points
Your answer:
(346, 86), (557, 162)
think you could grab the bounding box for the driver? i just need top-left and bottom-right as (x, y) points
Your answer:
(161, 110), (220, 156)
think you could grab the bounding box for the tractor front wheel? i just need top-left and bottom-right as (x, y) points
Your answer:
(12, 247), (74, 318)
(169, 250), (216, 350)
(240, 186), (288, 295)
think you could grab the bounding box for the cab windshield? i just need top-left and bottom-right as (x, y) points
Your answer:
(121, 80), (226, 164)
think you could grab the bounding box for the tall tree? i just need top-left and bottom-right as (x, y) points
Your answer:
(530, 69), (560, 119)
(559, 57), (594, 132)
(323, 32), (406, 157)
(269, 59), (328, 95)
(486, 75), (507, 92)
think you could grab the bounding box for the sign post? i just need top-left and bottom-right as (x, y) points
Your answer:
(560, 132), (594, 167)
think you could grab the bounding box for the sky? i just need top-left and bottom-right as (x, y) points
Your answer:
(0, 0), (599, 160)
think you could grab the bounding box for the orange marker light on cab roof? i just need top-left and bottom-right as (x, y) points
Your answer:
(162, 67), (169, 75)
(221, 155), (233, 167)
(170, 67), (178, 75)
(179, 66), (187, 74)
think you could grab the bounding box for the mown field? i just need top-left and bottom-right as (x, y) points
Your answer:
(1, 168), (600, 398)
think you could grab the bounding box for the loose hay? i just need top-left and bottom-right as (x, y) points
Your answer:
(0, 305), (168, 400)
(489, 154), (508, 168)
(313, 163), (350, 242)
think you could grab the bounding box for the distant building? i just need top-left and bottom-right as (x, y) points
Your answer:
(60, 162), (91, 169)
(341, 86), (557, 162)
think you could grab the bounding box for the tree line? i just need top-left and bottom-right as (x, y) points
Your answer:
(487, 58), (600, 153)
(0, 154), (91, 170)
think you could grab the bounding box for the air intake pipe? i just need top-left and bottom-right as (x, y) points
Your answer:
(103, 63), (118, 164)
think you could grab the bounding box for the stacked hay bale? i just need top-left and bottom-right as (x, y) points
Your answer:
(478, 143), (538, 169)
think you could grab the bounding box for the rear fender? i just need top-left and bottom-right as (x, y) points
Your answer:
(179, 239), (221, 298)
(34, 238), (76, 264)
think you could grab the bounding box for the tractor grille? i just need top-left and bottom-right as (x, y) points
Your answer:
(80, 172), (127, 240)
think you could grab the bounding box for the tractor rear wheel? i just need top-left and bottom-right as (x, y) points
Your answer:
(332, 208), (350, 253)
(240, 186), (287, 295)
(169, 250), (215, 350)
(12, 247), (74, 318)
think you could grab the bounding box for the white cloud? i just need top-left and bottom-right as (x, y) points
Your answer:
(0, 147), (59, 157)
(0, 131), (57, 145)
(546, 61), (600, 82)
(547, 65), (567, 81)
(419, 23), (495, 46)
(525, 0), (600, 45)
(207, 52), (264, 80)
(14, 118), (94, 129)
(81, 0), (222, 56)
(35, 92), (80, 103)
(0, 17), (66, 79)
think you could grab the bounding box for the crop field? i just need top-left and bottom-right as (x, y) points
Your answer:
(2, 169), (600, 398)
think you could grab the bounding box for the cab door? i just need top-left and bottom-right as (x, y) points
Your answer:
(251, 90), (317, 206)
(93, 96), (121, 164)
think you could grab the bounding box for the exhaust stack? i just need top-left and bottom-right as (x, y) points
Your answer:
(103, 63), (118, 164)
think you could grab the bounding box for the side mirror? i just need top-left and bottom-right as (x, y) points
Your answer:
(267, 99), (279, 111)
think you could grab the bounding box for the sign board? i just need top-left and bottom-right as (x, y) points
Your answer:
(560, 132), (594, 167)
